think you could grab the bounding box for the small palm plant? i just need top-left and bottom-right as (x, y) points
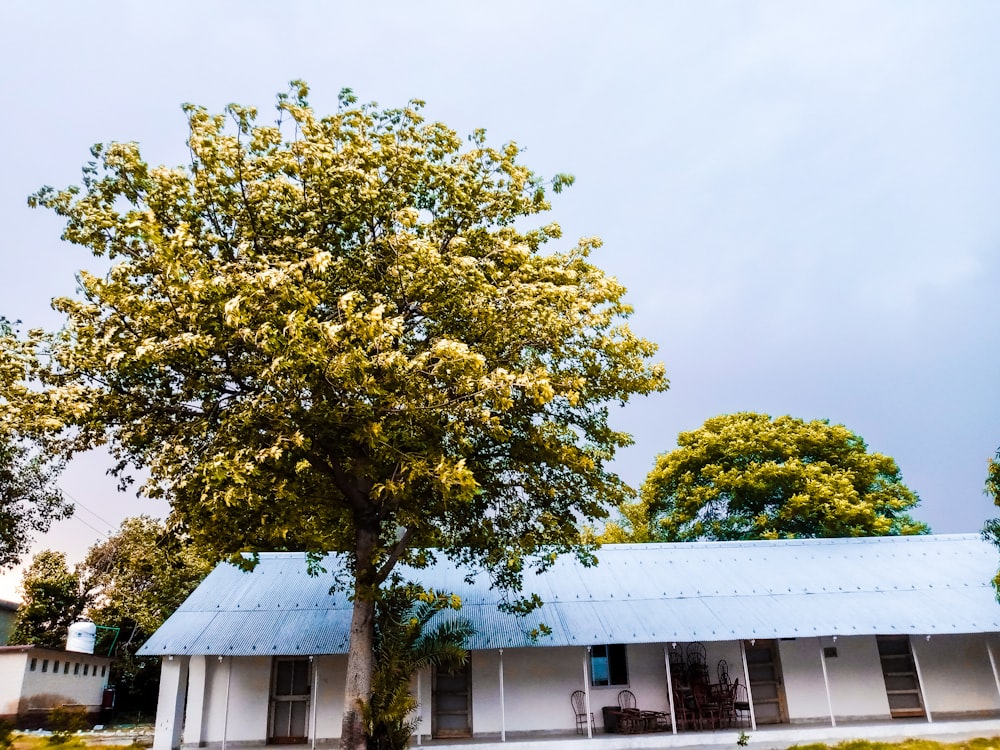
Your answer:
(366, 583), (474, 750)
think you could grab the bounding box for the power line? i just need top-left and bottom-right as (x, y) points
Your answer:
(59, 487), (116, 532)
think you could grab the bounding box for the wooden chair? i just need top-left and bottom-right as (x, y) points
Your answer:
(717, 658), (730, 685)
(571, 690), (595, 734)
(691, 681), (722, 729)
(712, 679), (737, 727)
(732, 679), (752, 727)
(686, 641), (707, 665)
(686, 642), (710, 686)
(671, 684), (698, 731)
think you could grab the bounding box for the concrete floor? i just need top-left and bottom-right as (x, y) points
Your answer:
(154, 715), (1000, 750)
(406, 717), (1000, 750)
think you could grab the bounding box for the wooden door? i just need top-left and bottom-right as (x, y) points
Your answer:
(269, 658), (311, 743)
(877, 635), (925, 718)
(745, 640), (787, 724)
(432, 658), (472, 738)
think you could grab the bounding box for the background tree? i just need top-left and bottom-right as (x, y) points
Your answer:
(0, 318), (71, 569)
(30, 83), (667, 749)
(84, 516), (213, 715)
(9, 550), (87, 648)
(981, 447), (1000, 594)
(605, 412), (927, 542)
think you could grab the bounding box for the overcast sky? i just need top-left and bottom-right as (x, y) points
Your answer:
(2, 1), (999, 600)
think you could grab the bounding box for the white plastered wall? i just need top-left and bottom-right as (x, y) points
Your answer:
(913, 634), (1000, 717)
(18, 652), (110, 712)
(779, 636), (891, 723)
(187, 654), (348, 746)
(470, 646), (593, 734)
(312, 655), (347, 741)
(0, 653), (27, 717)
(199, 656), (271, 744)
(466, 642), (755, 736)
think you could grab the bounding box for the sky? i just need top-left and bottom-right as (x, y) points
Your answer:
(1, 1), (999, 600)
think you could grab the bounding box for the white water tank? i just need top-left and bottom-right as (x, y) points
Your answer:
(66, 620), (97, 654)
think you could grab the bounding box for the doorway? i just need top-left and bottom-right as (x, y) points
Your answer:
(745, 640), (787, 724)
(876, 635), (925, 718)
(432, 658), (472, 738)
(269, 658), (311, 743)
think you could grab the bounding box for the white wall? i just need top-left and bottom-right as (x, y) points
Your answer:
(17, 650), (110, 712)
(779, 636), (891, 723)
(189, 655), (349, 745)
(471, 646), (592, 734)
(775, 634), (1000, 724)
(312, 655), (347, 741)
(914, 634), (1000, 717)
(200, 656), (271, 743)
(0, 652), (27, 717)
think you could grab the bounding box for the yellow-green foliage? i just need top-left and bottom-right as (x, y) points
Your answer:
(27, 82), (666, 571)
(607, 412), (926, 542)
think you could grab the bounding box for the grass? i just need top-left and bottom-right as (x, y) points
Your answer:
(788, 739), (1000, 750)
(9, 736), (151, 750)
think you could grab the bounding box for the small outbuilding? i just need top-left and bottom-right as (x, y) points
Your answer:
(140, 534), (1000, 750)
(0, 645), (113, 727)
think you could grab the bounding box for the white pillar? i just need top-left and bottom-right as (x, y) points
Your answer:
(153, 656), (189, 750)
(740, 640), (757, 732)
(582, 647), (593, 739)
(416, 668), (423, 746)
(310, 657), (318, 750)
(820, 641), (835, 727)
(499, 649), (506, 742)
(910, 636), (932, 723)
(663, 647), (677, 734)
(183, 656), (207, 747)
(221, 657), (233, 750)
(987, 642), (1000, 708)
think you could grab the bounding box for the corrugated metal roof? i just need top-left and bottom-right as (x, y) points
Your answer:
(138, 534), (1000, 656)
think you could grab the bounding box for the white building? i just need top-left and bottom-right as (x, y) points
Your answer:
(140, 534), (1000, 750)
(0, 645), (113, 726)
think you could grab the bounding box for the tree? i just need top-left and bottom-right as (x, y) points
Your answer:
(0, 319), (71, 570)
(83, 516), (213, 714)
(9, 550), (87, 648)
(981, 447), (1000, 594)
(605, 412), (927, 542)
(29, 83), (667, 749)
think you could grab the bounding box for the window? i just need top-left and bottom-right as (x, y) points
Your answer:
(63, 662), (69, 674)
(42, 659), (49, 673)
(590, 644), (628, 686)
(101, 665), (106, 677)
(30, 658), (37, 671)
(54, 660), (60, 672)
(74, 663), (80, 675)
(83, 664), (89, 676)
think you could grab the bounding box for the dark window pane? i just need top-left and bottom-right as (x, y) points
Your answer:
(609, 644), (628, 685)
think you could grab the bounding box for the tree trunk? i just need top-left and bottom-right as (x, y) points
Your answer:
(340, 521), (378, 750)
(340, 594), (375, 750)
